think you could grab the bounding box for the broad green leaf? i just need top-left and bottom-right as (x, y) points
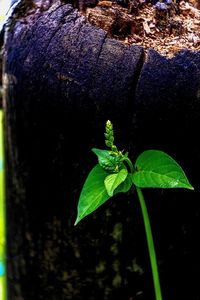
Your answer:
(75, 164), (110, 225)
(75, 165), (133, 225)
(132, 150), (194, 190)
(104, 168), (128, 196)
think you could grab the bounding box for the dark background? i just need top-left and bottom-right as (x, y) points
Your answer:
(1, 1), (200, 299)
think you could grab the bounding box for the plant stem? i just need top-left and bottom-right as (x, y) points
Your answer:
(136, 186), (163, 300)
(124, 157), (134, 174)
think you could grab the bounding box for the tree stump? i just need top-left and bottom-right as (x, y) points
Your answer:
(2, 0), (200, 299)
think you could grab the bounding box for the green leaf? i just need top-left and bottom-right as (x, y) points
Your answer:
(75, 165), (133, 226)
(132, 150), (194, 190)
(115, 174), (132, 194)
(92, 148), (122, 172)
(92, 148), (110, 158)
(75, 164), (111, 225)
(104, 168), (128, 196)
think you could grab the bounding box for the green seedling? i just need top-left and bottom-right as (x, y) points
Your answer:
(75, 120), (194, 300)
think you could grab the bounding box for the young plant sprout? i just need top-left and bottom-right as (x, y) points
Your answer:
(75, 120), (194, 300)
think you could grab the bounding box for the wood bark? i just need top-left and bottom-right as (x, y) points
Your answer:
(2, 1), (200, 299)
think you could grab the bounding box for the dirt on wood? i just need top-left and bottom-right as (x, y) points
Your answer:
(81, 0), (200, 57)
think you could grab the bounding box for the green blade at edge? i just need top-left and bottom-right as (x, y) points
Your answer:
(0, 110), (7, 300)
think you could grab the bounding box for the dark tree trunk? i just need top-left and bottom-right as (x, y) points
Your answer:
(2, 0), (200, 299)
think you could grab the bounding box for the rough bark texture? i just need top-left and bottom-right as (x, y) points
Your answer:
(2, 1), (200, 299)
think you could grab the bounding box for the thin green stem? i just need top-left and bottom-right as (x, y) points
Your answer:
(124, 157), (135, 174)
(136, 186), (162, 300)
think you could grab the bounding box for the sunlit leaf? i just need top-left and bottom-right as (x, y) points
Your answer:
(132, 150), (194, 190)
(75, 165), (132, 225)
(104, 168), (128, 196)
(75, 165), (110, 225)
(115, 174), (132, 194)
